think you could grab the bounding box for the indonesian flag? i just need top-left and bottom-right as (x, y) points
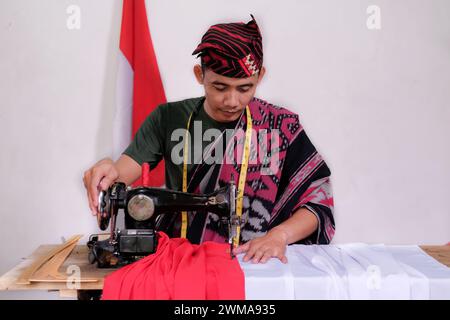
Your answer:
(113, 0), (166, 187)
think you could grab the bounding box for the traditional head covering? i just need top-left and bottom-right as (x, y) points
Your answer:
(192, 15), (263, 78)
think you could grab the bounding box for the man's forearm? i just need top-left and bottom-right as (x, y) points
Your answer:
(115, 154), (142, 185)
(269, 207), (319, 245)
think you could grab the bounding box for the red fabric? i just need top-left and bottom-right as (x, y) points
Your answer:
(120, 0), (166, 187)
(101, 232), (245, 300)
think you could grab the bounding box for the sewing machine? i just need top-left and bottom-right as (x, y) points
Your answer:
(87, 168), (242, 268)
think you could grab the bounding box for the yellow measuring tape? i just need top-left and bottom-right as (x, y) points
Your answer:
(181, 106), (252, 247)
(181, 112), (194, 239)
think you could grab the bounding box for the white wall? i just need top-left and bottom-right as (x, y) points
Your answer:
(0, 0), (449, 299)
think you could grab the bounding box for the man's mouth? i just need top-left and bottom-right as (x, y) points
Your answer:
(221, 108), (241, 114)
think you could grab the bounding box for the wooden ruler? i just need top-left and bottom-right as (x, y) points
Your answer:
(16, 235), (83, 285)
(29, 238), (97, 283)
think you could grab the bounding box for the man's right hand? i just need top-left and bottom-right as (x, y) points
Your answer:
(83, 158), (120, 216)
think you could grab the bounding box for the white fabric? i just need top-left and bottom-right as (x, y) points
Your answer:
(238, 244), (450, 300)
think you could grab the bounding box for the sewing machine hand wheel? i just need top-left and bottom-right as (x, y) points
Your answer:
(97, 182), (126, 231)
(97, 189), (111, 231)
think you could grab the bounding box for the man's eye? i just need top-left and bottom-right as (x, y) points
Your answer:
(214, 86), (226, 91)
(238, 87), (250, 93)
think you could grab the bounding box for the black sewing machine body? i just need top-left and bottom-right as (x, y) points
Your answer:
(88, 181), (238, 268)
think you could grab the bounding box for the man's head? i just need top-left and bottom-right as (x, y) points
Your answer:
(192, 15), (265, 122)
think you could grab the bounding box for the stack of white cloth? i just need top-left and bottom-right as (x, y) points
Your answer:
(238, 244), (450, 300)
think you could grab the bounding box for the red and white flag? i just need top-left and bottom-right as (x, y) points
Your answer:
(113, 0), (166, 187)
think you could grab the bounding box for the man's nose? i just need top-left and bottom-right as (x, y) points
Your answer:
(224, 90), (239, 108)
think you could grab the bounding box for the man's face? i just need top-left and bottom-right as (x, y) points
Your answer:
(194, 65), (265, 122)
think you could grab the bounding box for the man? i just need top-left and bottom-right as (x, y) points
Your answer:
(83, 16), (335, 264)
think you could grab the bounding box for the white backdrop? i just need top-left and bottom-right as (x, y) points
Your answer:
(0, 0), (449, 299)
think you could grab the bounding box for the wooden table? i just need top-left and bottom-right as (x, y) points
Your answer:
(1, 244), (449, 299)
(0, 245), (113, 299)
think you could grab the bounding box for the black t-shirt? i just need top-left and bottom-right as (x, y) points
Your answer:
(123, 96), (240, 190)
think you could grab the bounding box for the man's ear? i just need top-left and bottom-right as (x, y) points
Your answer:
(257, 66), (266, 84)
(193, 64), (204, 85)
